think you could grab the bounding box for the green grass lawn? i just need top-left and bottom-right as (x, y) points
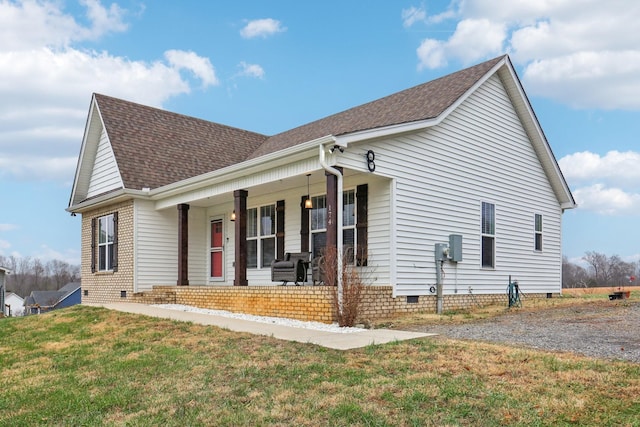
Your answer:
(1, 305), (639, 426)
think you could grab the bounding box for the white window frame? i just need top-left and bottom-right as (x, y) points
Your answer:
(534, 213), (543, 252)
(247, 204), (277, 269)
(310, 189), (357, 263)
(98, 214), (115, 271)
(481, 202), (495, 269)
(310, 194), (327, 259)
(342, 189), (356, 263)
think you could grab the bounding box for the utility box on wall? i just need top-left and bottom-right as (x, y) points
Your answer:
(449, 234), (463, 262)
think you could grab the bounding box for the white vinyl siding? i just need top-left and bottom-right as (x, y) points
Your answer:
(87, 128), (123, 198)
(134, 201), (207, 291)
(134, 200), (177, 292)
(212, 177), (390, 286)
(365, 73), (562, 296)
(188, 207), (207, 285)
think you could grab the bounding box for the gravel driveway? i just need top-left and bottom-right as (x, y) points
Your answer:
(404, 300), (640, 363)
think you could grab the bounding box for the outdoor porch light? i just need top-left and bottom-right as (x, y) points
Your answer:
(230, 210), (236, 221)
(305, 174), (313, 209)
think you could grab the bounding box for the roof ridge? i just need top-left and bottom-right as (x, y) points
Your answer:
(248, 54), (507, 159)
(93, 93), (268, 139)
(85, 55), (507, 192)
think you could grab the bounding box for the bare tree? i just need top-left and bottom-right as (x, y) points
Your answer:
(583, 251), (610, 287)
(48, 259), (77, 289)
(0, 255), (80, 297)
(582, 251), (636, 288)
(562, 256), (589, 288)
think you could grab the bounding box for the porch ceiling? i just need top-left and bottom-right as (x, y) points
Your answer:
(172, 168), (367, 209)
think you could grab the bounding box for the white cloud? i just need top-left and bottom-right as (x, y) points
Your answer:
(559, 150), (640, 216)
(80, 0), (128, 39)
(417, 18), (505, 70)
(0, 154), (78, 183)
(522, 51), (640, 110)
(238, 61), (265, 79)
(413, 0), (640, 110)
(572, 184), (640, 216)
(0, 0), (127, 50)
(165, 50), (219, 87)
(240, 18), (286, 39)
(0, 1), (218, 183)
(417, 39), (447, 70)
(559, 151), (640, 186)
(447, 19), (506, 63)
(402, 6), (427, 28)
(0, 224), (19, 232)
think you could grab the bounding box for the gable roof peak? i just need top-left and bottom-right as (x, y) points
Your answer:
(92, 93), (269, 191)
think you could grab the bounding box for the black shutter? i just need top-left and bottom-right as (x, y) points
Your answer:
(112, 212), (119, 272)
(356, 184), (368, 266)
(300, 195), (310, 253)
(91, 218), (96, 273)
(276, 200), (285, 260)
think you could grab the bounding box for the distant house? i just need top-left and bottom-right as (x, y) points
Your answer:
(0, 267), (9, 317)
(24, 282), (81, 315)
(4, 292), (24, 317)
(67, 55), (575, 321)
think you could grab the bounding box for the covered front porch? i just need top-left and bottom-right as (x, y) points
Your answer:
(148, 142), (385, 291)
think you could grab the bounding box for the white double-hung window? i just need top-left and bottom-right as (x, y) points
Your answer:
(98, 214), (115, 271)
(310, 190), (356, 262)
(247, 204), (276, 268)
(534, 213), (543, 251)
(481, 202), (495, 268)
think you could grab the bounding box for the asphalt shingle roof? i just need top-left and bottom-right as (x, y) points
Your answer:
(95, 95), (268, 190)
(249, 55), (504, 159)
(24, 282), (81, 308)
(94, 55), (505, 190)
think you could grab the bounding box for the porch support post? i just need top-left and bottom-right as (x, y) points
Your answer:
(177, 203), (190, 286)
(234, 189), (248, 286)
(325, 167), (342, 286)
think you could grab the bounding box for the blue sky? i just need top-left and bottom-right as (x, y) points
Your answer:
(1, 0), (639, 267)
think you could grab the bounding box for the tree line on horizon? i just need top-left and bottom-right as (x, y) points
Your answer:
(563, 251), (639, 289)
(2, 251), (636, 297)
(0, 255), (80, 298)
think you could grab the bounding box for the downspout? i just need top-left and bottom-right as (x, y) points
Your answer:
(318, 143), (344, 311)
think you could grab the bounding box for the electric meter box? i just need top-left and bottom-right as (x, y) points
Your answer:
(449, 234), (462, 262)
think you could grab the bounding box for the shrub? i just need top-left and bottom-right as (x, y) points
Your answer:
(324, 247), (365, 327)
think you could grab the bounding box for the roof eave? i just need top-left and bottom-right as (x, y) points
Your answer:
(149, 134), (337, 200)
(67, 188), (151, 213)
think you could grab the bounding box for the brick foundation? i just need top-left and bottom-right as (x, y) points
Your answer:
(130, 285), (556, 324)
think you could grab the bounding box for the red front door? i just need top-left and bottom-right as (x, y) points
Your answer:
(210, 219), (224, 279)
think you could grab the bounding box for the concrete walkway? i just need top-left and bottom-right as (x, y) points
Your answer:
(88, 303), (433, 350)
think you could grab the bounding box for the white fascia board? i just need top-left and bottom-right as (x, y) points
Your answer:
(336, 57), (508, 147)
(335, 118), (440, 146)
(68, 97), (99, 208)
(66, 188), (151, 213)
(68, 97), (126, 209)
(149, 134), (337, 201)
